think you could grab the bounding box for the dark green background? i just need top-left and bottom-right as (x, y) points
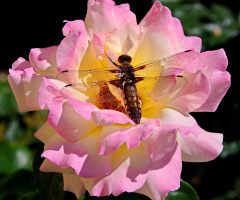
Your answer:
(1, 0), (240, 199)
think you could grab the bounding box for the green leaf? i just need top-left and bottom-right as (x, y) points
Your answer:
(220, 140), (240, 159)
(0, 170), (39, 200)
(0, 141), (33, 174)
(0, 80), (19, 117)
(5, 118), (24, 142)
(165, 180), (200, 200)
(33, 143), (65, 200)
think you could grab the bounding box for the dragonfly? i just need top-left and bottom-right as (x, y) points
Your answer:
(49, 50), (198, 124)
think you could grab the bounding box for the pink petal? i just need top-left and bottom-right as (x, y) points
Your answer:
(29, 46), (58, 75)
(8, 69), (29, 112)
(158, 108), (202, 137)
(37, 77), (67, 110)
(85, 0), (141, 53)
(137, 145), (182, 200)
(94, 31), (122, 56)
(92, 109), (134, 126)
(56, 29), (89, 72)
(34, 122), (55, 144)
(12, 57), (32, 70)
(82, 145), (151, 196)
(40, 158), (74, 174)
(177, 130), (223, 162)
(48, 101), (97, 143)
(173, 18), (202, 52)
(22, 67), (43, 110)
(8, 58), (32, 112)
(142, 124), (177, 162)
(193, 49), (231, 112)
(91, 33), (105, 60)
(42, 132), (112, 178)
(8, 65), (43, 112)
(134, 2), (181, 64)
(99, 118), (161, 155)
(63, 174), (86, 199)
(116, 3), (130, 11)
(157, 108), (223, 162)
(163, 71), (210, 113)
(85, 0), (134, 36)
(38, 78), (98, 143)
(62, 20), (86, 36)
(68, 98), (98, 121)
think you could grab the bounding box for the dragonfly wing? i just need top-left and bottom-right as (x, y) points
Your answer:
(134, 50), (199, 77)
(59, 80), (125, 112)
(57, 67), (120, 84)
(136, 76), (175, 97)
(150, 75), (188, 102)
(136, 75), (187, 101)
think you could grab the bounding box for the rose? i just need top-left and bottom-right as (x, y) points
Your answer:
(8, 0), (230, 199)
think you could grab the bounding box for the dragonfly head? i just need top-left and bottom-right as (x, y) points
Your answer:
(118, 54), (132, 65)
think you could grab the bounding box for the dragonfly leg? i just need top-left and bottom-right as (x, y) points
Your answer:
(106, 55), (119, 67)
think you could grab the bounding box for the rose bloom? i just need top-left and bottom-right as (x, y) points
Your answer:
(8, 0), (230, 199)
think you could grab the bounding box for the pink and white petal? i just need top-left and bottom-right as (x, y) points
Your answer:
(122, 24), (143, 57)
(92, 109), (134, 126)
(91, 33), (105, 60)
(8, 58), (33, 112)
(116, 3), (129, 10)
(22, 68), (44, 110)
(56, 30), (89, 72)
(163, 71), (210, 113)
(29, 46), (58, 76)
(37, 77), (68, 110)
(12, 57), (32, 71)
(194, 49), (231, 112)
(82, 144), (151, 196)
(38, 77), (89, 109)
(12, 66), (43, 112)
(97, 31), (122, 55)
(99, 118), (160, 155)
(34, 122), (55, 144)
(158, 108), (202, 137)
(62, 20), (86, 36)
(63, 174), (86, 199)
(173, 18), (202, 52)
(196, 71), (230, 112)
(154, 108), (223, 162)
(134, 2), (181, 65)
(68, 98), (98, 121)
(40, 158), (74, 174)
(85, 0), (137, 42)
(194, 49), (228, 71)
(177, 130), (223, 162)
(48, 101), (97, 143)
(136, 145), (182, 200)
(143, 125), (177, 162)
(38, 78), (97, 142)
(42, 129), (112, 178)
(8, 69), (29, 112)
(85, 0), (116, 38)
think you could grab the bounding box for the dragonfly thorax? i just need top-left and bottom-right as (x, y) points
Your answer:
(118, 54), (132, 64)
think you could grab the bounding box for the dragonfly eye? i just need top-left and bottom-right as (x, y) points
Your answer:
(118, 54), (132, 64)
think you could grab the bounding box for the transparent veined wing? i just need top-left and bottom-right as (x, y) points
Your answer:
(56, 66), (120, 84)
(48, 80), (126, 113)
(136, 75), (188, 101)
(134, 50), (198, 77)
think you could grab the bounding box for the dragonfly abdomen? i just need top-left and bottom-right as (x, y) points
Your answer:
(124, 82), (142, 124)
